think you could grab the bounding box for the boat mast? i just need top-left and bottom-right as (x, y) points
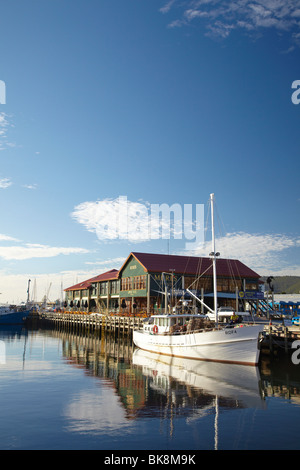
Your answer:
(186, 193), (219, 321)
(210, 193), (218, 326)
(27, 279), (31, 304)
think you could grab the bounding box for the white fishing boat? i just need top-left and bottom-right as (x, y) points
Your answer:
(133, 194), (265, 366)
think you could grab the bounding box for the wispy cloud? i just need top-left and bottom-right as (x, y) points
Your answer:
(0, 268), (101, 303)
(0, 112), (15, 151)
(71, 196), (175, 243)
(184, 231), (300, 275)
(160, 0), (300, 44)
(0, 179), (38, 190)
(0, 177), (12, 189)
(71, 196), (203, 245)
(22, 183), (38, 190)
(0, 234), (20, 242)
(0, 234), (89, 261)
(85, 256), (126, 267)
(0, 244), (89, 261)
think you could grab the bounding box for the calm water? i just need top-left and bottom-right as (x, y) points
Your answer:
(0, 325), (300, 451)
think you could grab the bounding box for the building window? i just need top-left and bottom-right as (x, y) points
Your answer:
(110, 280), (119, 294)
(100, 282), (108, 295)
(139, 275), (146, 289)
(245, 281), (258, 291)
(91, 284), (97, 296)
(121, 275), (146, 291)
(121, 278), (131, 291)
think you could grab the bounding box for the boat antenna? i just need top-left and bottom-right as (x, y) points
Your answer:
(27, 279), (31, 304)
(186, 194), (220, 319)
(209, 193), (219, 326)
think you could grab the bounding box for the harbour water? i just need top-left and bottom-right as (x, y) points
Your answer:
(0, 325), (300, 451)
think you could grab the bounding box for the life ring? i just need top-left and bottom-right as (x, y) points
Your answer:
(153, 325), (158, 334)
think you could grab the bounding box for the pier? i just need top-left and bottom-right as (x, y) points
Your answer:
(37, 312), (144, 335)
(28, 311), (300, 359)
(260, 322), (300, 357)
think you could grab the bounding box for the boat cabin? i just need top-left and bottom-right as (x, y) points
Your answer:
(143, 314), (207, 335)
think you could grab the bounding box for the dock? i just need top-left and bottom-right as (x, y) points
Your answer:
(36, 312), (144, 335)
(28, 312), (300, 358)
(260, 322), (300, 356)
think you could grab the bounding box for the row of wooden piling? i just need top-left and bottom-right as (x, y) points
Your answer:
(37, 312), (144, 335)
(29, 312), (300, 358)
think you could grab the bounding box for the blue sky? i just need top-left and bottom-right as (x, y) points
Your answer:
(0, 0), (299, 303)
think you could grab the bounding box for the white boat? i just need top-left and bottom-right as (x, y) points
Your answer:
(133, 194), (265, 366)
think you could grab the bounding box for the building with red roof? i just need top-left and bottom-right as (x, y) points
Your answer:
(64, 252), (263, 315)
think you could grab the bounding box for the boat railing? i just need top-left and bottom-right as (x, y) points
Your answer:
(158, 325), (223, 336)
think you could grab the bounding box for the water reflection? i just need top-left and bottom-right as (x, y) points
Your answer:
(1, 326), (300, 449)
(2, 327), (300, 414)
(45, 329), (300, 415)
(54, 329), (267, 423)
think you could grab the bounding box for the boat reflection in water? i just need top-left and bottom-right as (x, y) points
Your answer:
(132, 348), (266, 447)
(132, 348), (265, 412)
(60, 330), (265, 439)
(2, 327), (300, 449)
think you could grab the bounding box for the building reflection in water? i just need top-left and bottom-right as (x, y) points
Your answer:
(45, 328), (300, 442)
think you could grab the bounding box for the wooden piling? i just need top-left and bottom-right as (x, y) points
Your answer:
(37, 312), (144, 336)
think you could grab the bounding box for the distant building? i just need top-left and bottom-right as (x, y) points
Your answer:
(64, 269), (119, 311)
(64, 252), (262, 315)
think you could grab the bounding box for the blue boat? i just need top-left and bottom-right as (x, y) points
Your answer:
(0, 307), (31, 325)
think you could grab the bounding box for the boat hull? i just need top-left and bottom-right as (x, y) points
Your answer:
(0, 310), (30, 325)
(133, 324), (264, 366)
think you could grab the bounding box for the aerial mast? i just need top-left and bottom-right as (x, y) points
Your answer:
(210, 193), (219, 326)
(27, 279), (31, 303)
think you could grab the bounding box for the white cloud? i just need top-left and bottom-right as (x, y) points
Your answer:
(0, 177), (12, 189)
(0, 243), (89, 261)
(0, 113), (15, 151)
(72, 196), (201, 244)
(159, 0), (177, 14)
(22, 183), (38, 190)
(160, 0), (300, 43)
(0, 235), (91, 301)
(0, 113), (9, 136)
(0, 234), (20, 242)
(64, 390), (131, 434)
(0, 268), (100, 304)
(71, 196), (170, 243)
(85, 256), (125, 267)
(183, 231), (300, 275)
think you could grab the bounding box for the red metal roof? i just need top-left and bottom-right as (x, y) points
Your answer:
(130, 252), (260, 279)
(65, 252), (260, 292)
(90, 269), (119, 282)
(64, 269), (119, 291)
